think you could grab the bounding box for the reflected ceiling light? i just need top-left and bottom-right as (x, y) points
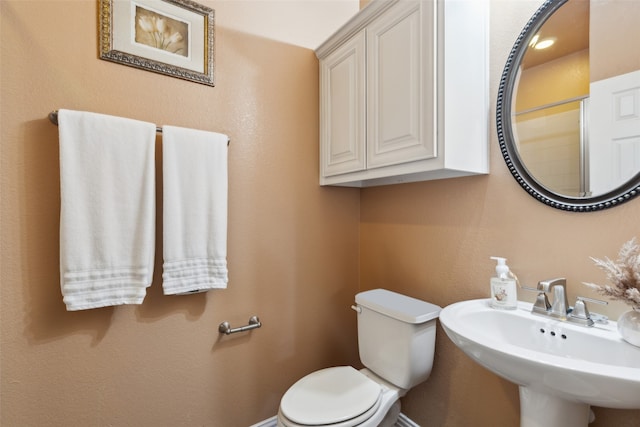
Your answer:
(529, 34), (540, 48)
(533, 37), (556, 50)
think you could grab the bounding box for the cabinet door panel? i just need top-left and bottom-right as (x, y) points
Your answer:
(320, 31), (366, 177)
(367, 0), (436, 169)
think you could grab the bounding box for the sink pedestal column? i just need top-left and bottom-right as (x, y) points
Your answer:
(519, 387), (592, 427)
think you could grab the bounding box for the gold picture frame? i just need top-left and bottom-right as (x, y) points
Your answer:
(99, 0), (215, 86)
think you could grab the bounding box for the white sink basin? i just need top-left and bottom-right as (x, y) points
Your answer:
(440, 299), (640, 427)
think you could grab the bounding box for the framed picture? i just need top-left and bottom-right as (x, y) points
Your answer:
(99, 0), (215, 86)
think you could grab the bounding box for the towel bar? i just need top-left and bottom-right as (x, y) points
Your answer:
(48, 111), (230, 145)
(49, 110), (163, 132)
(218, 316), (261, 335)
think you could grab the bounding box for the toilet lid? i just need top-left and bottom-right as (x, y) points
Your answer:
(280, 366), (382, 425)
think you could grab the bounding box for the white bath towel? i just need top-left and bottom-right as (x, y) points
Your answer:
(58, 109), (157, 311)
(162, 125), (228, 295)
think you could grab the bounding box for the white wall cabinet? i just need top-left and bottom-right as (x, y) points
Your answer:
(316, 0), (489, 187)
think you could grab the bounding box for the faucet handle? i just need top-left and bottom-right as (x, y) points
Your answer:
(521, 285), (552, 314)
(569, 296), (608, 326)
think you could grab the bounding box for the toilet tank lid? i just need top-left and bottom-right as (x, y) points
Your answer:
(355, 289), (441, 324)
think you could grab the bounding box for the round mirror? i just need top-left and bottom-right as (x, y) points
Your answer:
(497, 0), (640, 212)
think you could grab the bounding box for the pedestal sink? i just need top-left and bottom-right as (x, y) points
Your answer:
(439, 299), (640, 427)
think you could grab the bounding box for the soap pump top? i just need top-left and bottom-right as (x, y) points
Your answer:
(490, 256), (510, 279)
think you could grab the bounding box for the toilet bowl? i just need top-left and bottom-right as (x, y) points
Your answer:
(277, 367), (402, 427)
(276, 289), (441, 427)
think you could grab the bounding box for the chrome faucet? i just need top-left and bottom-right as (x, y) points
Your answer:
(525, 277), (609, 326)
(536, 278), (570, 319)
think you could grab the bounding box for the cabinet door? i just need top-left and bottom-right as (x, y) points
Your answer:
(320, 30), (366, 178)
(367, 0), (436, 169)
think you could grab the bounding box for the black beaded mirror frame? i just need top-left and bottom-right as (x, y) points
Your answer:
(496, 0), (640, 212)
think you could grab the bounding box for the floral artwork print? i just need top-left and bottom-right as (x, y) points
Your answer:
(135, 6), (189, 57)
(100, 0), (214, 86)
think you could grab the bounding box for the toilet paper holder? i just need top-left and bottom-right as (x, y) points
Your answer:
(218, 316), (262, 335)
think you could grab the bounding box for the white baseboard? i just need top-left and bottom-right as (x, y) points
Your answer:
(248, 413), (420, 427)
(396, 412), (421, 427)
(248, 416), (277, 427)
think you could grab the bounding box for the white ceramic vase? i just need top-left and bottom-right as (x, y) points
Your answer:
(617, 307), (640, 347)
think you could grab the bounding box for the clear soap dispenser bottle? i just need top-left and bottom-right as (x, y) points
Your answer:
(490, 256), (517, 310)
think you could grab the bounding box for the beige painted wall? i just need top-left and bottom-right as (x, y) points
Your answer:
(516, 49), (589, 113)
(590, 0), (640, 82)
(2, 1), (640, 427)
(360, 1), (640, 426)
(1, 1), (360, 425)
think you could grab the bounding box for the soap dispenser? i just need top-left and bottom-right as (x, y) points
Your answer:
(490, 257), (517, 310)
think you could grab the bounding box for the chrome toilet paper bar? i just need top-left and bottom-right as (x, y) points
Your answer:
(218, 316), (261, 335)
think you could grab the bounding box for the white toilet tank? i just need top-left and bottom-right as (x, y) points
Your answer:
(355, 289), (441, 390)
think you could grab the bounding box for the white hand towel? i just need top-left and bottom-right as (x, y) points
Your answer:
(58, 109), (156, 311)
(162, 125), (228, 295)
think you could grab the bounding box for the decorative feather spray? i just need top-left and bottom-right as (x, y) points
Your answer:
(584, 237), (640, 310)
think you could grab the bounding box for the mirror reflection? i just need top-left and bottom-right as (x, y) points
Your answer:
(511, 0), (640, 199)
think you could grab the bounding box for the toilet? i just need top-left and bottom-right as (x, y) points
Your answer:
(277, 289), (441, 427)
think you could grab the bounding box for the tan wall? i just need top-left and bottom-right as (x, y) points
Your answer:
(516, 49), (589, 113)
(2, 1), (640, 427)
(590, 0), (640, 82)
(0, 1), (360, 425)
(360, 1), (640, 426)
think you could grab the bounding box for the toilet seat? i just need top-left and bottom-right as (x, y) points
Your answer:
(279, 366), (382, 427)
(278, 399), (381, 427)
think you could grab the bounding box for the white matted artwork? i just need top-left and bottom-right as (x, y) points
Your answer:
(100, 0), (215, 86)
